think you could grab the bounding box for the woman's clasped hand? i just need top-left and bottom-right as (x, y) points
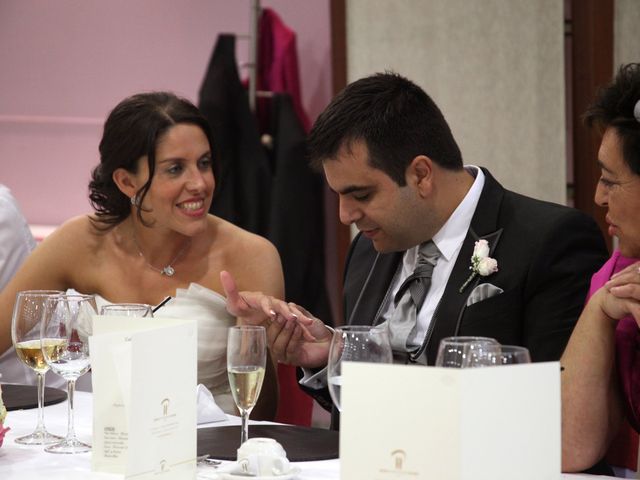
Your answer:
(601, 263), (640, 322)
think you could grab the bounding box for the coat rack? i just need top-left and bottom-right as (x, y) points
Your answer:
(247, 0), (260, 111)
(243, 0), (273, 111)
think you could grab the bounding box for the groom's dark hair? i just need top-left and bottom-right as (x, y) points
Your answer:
(307, 72), (463, 186)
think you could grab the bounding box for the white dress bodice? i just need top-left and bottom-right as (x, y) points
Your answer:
(93, 283), (236, 414)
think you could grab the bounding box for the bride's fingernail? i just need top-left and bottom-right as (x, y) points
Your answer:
(269, 309), (276, 316)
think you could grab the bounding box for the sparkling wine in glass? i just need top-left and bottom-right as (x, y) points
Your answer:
(327, 325), (393, 412)
(100, 303), (153, 317)
(41, 293), (96, 454)
(11, 290), (65, 445)
(227, 325), (266, 446)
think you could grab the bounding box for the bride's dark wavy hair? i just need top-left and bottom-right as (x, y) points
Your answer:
(88, 91), (215, 230)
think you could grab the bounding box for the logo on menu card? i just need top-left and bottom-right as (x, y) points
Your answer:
(377, 449), (419, 477)
(153, 397), (177, 424)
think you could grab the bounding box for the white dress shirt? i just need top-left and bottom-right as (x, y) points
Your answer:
(0, 184), (37, 385)
(0, 185), (35, 291)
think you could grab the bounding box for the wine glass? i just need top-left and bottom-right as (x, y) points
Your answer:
(100, 303), (153, 317)
(227, 325), (266, 446)
(435, 336), (500, 368)
(327, 325), (393, 412)
(40, 293), (97, 454)
(465, 344), (532, 367)
(10, 290), (65, 445)
(497, 345), (531, 364)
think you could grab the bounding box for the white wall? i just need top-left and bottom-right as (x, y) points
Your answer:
(347, 0), (566, 204)
(615, 0), (640, 67)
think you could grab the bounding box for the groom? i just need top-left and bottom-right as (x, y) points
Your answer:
(224, 72), (608, 407)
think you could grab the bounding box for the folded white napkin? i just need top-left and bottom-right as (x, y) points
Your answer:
(197, 384), (227, 424)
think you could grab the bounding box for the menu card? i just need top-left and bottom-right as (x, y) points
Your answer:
(90, 315), (197, 479)
(340, 362), (560, 480)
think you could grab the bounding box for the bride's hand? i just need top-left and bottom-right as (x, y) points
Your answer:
(221, 271), (327, 366)
(220, 270), (309, 328)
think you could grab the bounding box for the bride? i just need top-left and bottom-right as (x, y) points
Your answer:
(0, 92), (282, 419)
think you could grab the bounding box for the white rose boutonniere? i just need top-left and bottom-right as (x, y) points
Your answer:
(459, 239), (499, 293)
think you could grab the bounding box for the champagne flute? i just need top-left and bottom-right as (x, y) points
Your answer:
(11, 290), (65, 445)
(327, 325), (393, 412)
(227, 325), (266, 446)
(435, 336), (500, 368)
(41, 293), (96, 454)
(100, 303), (153, 317)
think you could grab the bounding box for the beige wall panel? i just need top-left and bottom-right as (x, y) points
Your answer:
(615, 0), (640, 67)
(347, 0), (565, 203)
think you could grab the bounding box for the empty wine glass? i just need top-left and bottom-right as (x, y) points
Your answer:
(227, 325), (266, 446)
(100, 303), (153, 317)
(11, 290), (64, 445)
(465, 344), (532, 367)
(41, 293), (96, 454)
(327, 325), (393, 412)
(435, 336), (500, 368)
(497, 345), (531, 364)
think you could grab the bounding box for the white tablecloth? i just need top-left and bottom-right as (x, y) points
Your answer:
(0, 392), (617, 479)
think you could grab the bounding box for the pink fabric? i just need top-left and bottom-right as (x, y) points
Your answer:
(588, 251), (640, 469)
(587, 251), (623, 299)
(257, 8), (311, 132)
(0, 424), (8, 447)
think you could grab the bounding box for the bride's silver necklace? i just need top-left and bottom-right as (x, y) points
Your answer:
(132, 233), (191, 277)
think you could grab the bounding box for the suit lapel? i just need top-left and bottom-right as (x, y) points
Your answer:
(423, 169), (506, 364)
(348, 251), (402, 326)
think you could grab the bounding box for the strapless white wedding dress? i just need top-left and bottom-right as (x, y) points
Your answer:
(94, 283), (237, 414)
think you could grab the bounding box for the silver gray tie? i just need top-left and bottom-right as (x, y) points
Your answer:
(388, 241), (440, 351)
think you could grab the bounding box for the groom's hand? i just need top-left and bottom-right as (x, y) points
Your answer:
(271, 304), (332, 368)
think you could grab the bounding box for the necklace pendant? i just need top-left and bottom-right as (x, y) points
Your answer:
(162, 266), (175, 277)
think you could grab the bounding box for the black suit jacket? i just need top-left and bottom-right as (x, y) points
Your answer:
(344, 168), (607, 364)
(305, 168), (608, 417)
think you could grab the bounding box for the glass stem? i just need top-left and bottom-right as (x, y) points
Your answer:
(66, 378), (77, 441)
(35, 371), (46, 432)
(240, 409), (249, 445)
